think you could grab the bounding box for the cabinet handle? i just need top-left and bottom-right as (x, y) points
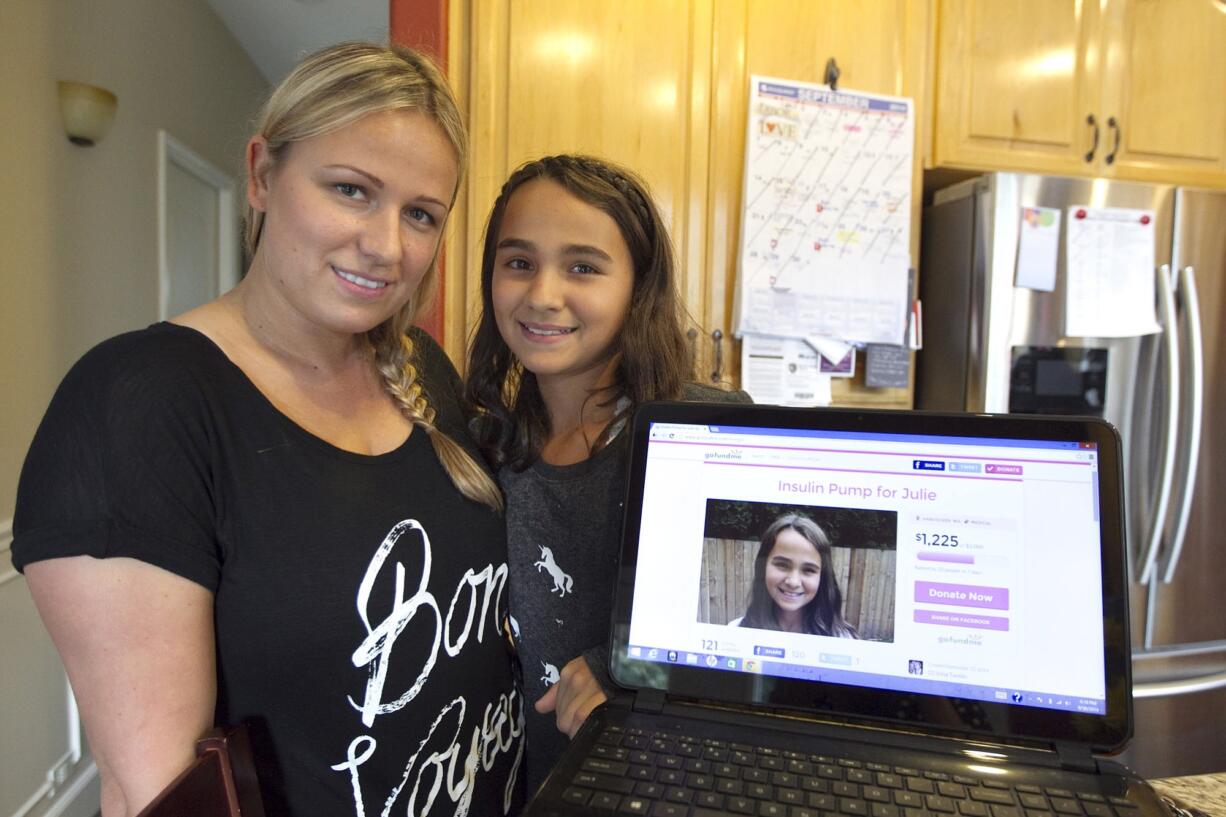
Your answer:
(1084, 114), (1099, 163)
(711, 329), (724, 383)
(1105, 116), (1120, 165)
(686, 328), (699, 377)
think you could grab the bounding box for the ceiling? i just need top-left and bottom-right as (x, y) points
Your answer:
(203, 0), (389, 83)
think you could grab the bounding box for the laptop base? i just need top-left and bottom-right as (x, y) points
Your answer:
(528, 701), (1168, 817)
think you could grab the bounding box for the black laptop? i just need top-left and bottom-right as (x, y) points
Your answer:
(526, 403), (1170, 817)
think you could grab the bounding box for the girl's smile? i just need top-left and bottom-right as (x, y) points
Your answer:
(517, 320), (577, 341)
(491, 178), (634, 395)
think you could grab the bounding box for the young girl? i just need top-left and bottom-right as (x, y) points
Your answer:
(466, 154), (748, 791)
(736, 513), (860, 638)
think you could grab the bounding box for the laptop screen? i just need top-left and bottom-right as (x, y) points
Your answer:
(610, 404), (1131, 752)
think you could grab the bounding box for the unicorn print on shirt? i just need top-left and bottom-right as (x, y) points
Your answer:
(540, 661), (559, 687)
(533, 545), (573, 597)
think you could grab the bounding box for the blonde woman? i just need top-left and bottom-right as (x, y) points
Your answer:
(13, 43), (523, 816)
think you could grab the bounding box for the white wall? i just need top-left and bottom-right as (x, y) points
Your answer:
(0, 1), (267, 814)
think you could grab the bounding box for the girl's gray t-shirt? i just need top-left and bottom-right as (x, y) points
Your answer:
(502, 384), (749, 794)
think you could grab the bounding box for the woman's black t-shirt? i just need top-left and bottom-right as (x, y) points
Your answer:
(13, 323), (525, 816)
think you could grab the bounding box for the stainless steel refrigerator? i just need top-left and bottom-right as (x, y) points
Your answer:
(917, 172), (1226, 778)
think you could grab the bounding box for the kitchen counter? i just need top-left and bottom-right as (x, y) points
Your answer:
(1150, 773), (1226, 816)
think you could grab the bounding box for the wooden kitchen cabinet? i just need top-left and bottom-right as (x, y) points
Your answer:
(932, 0), (1226, 187)
(1099, 0), (1226, 186)
(446, 0), (926, 407)
(933, 0), (1102, 177)
(443, 0), (714, 366)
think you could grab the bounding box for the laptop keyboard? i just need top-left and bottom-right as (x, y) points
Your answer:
(559, 725), (1141, 817)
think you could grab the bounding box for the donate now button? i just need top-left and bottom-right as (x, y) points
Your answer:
(914, 581), (1010, 610)
(985, 464), (1023, 475)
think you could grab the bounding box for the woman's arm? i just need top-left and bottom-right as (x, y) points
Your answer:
(26, 556), (216, 817)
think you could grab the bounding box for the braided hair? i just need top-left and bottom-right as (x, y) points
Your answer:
(245, 41), (501, 510)
(465, 155), (691, 471)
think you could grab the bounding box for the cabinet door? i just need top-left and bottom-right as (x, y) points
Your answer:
(448, 0), (713, 364)
(1100, 0), (1226, 187)
(933, 0), (1104, 176)
(707, 0), (924, 402)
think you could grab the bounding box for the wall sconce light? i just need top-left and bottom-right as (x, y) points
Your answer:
(57, 81), (118, 147)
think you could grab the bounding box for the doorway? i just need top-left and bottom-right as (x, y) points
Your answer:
(157, 131), (239, 319)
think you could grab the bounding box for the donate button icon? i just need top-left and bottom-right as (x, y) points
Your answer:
(914, 581), (1010, 610)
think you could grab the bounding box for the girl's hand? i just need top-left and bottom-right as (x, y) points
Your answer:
(534, 655), (608, 738)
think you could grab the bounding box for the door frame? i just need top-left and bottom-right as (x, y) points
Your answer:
(156, 130), (239, 320)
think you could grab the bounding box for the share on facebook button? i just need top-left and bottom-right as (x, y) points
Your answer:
(914, 581), (1009, 610)
(947, 461), (981, 473)
(914, 609), (1010, 631)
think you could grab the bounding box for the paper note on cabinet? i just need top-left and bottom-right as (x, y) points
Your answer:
(865, 344), (911, 388)
(1065, 207), (1160, 337)
(741, 334), (832, 406)
(1015, 206), (1060, 291)
(733, 76), (912, 344)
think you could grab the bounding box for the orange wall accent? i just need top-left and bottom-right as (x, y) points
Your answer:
(390, 0), (447, 64)
(390, 0), (449, 343)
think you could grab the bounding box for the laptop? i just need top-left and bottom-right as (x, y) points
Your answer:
(525, 403), (1171, 817)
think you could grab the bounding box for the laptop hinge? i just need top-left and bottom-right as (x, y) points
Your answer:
(1054, 742), (1098, 774)
(632, 689), (666, 714)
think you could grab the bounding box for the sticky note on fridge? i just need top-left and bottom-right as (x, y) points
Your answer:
(1064, 207), (1160, 337)
(1015, 206), (1061, 291)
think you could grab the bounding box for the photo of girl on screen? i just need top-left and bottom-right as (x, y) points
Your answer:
(733, 513), (860, 638)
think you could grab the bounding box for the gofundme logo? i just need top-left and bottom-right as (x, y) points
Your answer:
(704, 449), (743, 461)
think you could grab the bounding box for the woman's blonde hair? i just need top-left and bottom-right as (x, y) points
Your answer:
(246, 41), (502, 510)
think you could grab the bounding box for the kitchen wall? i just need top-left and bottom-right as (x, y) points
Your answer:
(0, 0), (267, 813)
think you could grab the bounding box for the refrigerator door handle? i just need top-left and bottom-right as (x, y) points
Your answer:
(1161, 266), (1204, 583)
(1138, 265), (1180, 585)
(1132, 669), (1226, 699)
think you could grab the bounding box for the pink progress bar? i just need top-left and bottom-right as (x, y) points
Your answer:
(917, 552), (975, 564)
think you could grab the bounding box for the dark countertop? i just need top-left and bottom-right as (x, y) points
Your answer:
(1150, 773), (1226, 817)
